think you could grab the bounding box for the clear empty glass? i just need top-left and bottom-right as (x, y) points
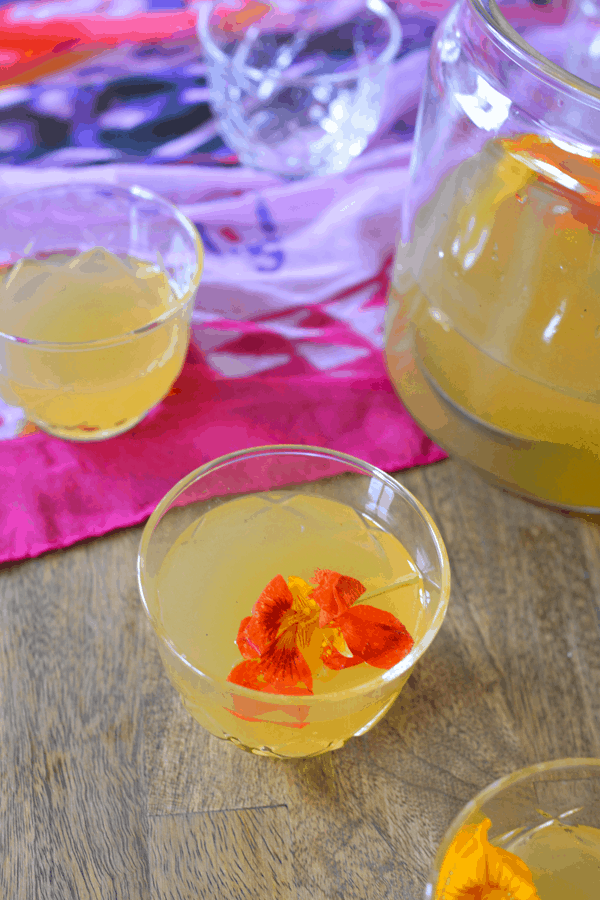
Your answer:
(198, 0), (402, 179)
(0, 184), (203, 441)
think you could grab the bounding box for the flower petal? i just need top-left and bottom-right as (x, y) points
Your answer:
(235, 616), (257, 659)
(229, 694), (310, 728)
(436, 821), (492, 898)
(487, 845), (540, 899)
(311, 569), (366, 627)
(320, 625), (362, 669)
(435, 819), (541, 900)
(332, 605), (414, 668)
(227, 643), (313, 695)
(239, 574), (294, 657)
(320, 642), (364, 670)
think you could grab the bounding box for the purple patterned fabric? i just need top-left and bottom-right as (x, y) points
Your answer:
(0, 2), (438, 165)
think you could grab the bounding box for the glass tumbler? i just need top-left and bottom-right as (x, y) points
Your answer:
(385, 0), (600, 513)
(197, 0), (402, 179)
(427, 758), (600, 899)
(0, 183), (203, 441)
(138, 445), (450, 759)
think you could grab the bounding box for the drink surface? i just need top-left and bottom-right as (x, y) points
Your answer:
(0, 248), (190, 439)
(0, 247), (176, 341)
(155, 491), (424, 693)
(506, 822), (600, 900)
(386, 137), (600, 510)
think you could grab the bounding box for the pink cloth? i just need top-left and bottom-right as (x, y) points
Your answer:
(0, 296), (445, 565)
(0, 41), (450, 564)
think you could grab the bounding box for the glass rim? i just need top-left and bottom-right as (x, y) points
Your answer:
(0, 182), (204, 348)
(197, 0), (402, 87)
(471, 0), (600, 104)
(427, 757), (600, 896)
(137, 443), (451, 706)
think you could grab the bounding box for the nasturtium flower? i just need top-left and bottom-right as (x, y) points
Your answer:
(501, 134), (600, 232)
(436, 818), (541, 900)
(227, 569), (414, 695)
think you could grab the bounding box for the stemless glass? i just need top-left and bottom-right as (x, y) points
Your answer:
(385, 0), (600, 513)
(197, 0), (402, 179)
(0, 184), (203, 441)
(427, 758), (600, 899)
(138, 445), (450, 759)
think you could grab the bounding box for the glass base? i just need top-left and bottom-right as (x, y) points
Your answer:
(387, 347), (600, 516)
(223, 734), (349, 759)
(32, 408), (150, 442)
(180, 688), (402, 759)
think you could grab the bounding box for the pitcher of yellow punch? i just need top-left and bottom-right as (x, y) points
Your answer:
(386, 0), (600, 512)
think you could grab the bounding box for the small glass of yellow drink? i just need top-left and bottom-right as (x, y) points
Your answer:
(0, 183), (203, 440)
(137, 445), (450, 759)
(428, 758), (600, 900)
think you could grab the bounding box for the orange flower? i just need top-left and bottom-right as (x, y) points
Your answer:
(436, 818), (541, 900)
(502, 134), (600, 231)
(227, 569), (414, 695)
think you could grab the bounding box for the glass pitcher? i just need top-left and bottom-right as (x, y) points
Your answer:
(385, 0), (600, 513)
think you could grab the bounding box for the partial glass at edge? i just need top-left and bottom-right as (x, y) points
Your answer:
(138, 445), (450, 759)
(385, 0), (600, 513)
(426, 759), (600, 900)
(0, 184), (203, 441)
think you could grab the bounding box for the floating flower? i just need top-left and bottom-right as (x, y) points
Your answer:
(227, 569), (414, 695)
(502, 134), (600, 232)
(436, 818), (541, 900)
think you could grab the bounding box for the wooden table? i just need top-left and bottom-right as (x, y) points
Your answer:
(2, 457), (599, 899)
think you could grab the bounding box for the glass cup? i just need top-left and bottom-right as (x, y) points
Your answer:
(0, 183), (203, 441)
(137, 445), (450, 759)
(197, 0), (402, 179)
(427, 758), (600, 899)
(385, 0), (600, 513)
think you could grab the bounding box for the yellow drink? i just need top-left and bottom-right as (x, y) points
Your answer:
(153, 491), (426, 757)
(386, 137), (600, 510)
(435, 817), (600, 899)
(506, 822), (600, 900)
(0, 247), (192, 440)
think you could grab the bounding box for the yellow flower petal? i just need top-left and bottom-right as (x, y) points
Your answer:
(322, 625), (353, 658)
(486, 844), (540, 899)
(436, 818), (541, 900)
(287, 576), (319, 613)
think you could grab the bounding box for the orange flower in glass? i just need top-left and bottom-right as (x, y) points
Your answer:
(436, 818), (541, 900)
(227, 569), (415, 695)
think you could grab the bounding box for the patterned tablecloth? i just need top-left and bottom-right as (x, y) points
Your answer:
(0, 0), (565, 561)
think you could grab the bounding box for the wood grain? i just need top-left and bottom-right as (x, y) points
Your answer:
(149, 807), (292, 899)
(2, 458), (600, 899)
(0, 529), (151, 899)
